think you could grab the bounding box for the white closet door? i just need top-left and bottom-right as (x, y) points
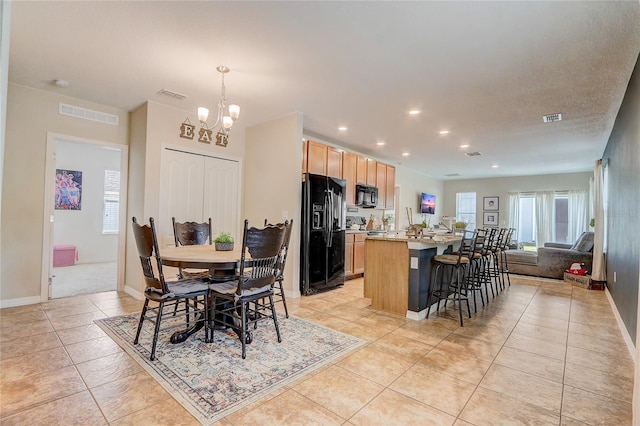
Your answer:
(160, 149), (205, 246)
(203, 157), (240, 241)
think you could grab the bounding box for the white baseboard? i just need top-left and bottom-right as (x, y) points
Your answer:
(0, 296), (42, 309)
(605, 287), (636, 364)
(124, 285), (143, 301)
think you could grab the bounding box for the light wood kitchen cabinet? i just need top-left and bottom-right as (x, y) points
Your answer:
(376, 162), (386, 208)
(342, 151), (357, 205)
(306, 140), (327, 175)
(345, 233), (366, 277)
(366, 158), (377, 186)
(345, 234), (354, 277)
(354, 233), (366, 274)
(326, 145), (343, 179)
(385, 165), (395, 209)
(355, 155), (367, 184)
(304, 140), (342, 178)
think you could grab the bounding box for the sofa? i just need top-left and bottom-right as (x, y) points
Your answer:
(504, 231), (594, 279)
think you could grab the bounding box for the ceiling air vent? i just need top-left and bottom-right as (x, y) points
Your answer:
(59, 103), (119, 126)
(157, 89), (188, 100)
(465, 151), (482, 157)
(444, 173), (461, 177)
(543, 113), (562, 123)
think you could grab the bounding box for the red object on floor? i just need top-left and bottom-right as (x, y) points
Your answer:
(53, 245), (77, 267)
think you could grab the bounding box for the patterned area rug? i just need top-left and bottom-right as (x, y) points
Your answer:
(95, 312), (364, 425)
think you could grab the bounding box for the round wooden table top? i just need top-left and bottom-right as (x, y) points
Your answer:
(160, 245), (244, 268)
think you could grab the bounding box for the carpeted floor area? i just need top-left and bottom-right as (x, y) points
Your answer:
(52, 262), (117, 298)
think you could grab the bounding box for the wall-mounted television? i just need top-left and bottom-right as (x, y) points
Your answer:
(420, 192), (436, 214)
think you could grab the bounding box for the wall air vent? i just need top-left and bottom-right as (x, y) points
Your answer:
(444, 173), (461, 177)
(59, 103), (119, 126)
(543, 113), (562, 123)
(465, 151), (483, 157)
(157, 89), (188, 100)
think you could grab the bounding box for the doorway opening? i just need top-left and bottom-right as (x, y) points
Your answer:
(42, 133), (128, 300)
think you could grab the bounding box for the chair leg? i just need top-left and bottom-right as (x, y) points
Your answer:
(270, 294), (282, 343)
(150, 301), (164, 361)
(278, 280), (289, 319)
(134, 299), (149, 344)
(240, 301), (247, 359)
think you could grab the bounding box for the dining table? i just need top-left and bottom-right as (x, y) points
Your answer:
(160, 245), (246, 344)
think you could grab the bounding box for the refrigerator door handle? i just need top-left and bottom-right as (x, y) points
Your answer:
(328, 190), (333, 247)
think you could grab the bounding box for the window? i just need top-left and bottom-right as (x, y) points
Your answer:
(103, 169), (120, 234)
(554, 195), (568, 243)
(517, 191), (585, 247)
(518, 195), (535, 244)
(455, 192), (476, 230)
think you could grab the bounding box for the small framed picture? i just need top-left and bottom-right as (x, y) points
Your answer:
(483, 212), (499, 226)
(484, 196), (499, 211)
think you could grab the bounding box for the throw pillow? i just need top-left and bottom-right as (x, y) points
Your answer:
(571, 232), (594, 252)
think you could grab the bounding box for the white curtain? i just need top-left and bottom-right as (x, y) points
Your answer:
(592, 160), (606, 281)
(535, 191), (555, 248)
(508, 192), (520, 238)
(567, 190), (588, 243)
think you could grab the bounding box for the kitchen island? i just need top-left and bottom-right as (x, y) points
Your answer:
(364, 234), (461, 319)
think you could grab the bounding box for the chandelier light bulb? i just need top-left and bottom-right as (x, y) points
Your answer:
(228, 104), (240, 120)
(222, 116), (233, 129)
(198, 107), (209, 123)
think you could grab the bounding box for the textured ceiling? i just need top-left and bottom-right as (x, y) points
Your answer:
(8, 1), (640, 179)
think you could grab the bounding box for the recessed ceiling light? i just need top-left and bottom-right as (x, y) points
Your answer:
(491, 164), (499, 168)
(376, 141), (385, 146)
(459, 144), (469, 148)
(439, 130), (450, 135)
(408, 110), (421, 115)
(402, 152), (410, 157)
(338, 126), (347, 131)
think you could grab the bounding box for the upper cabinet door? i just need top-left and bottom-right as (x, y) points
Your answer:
(385, 165), (395, 209)
(326, 146), (343, 179)
(376, 162), (387, 208)
(366, 158), (377, 186)
(306, 140), (327, 175)
(356, 155), (367, 184)
(342, 151), (357, 205)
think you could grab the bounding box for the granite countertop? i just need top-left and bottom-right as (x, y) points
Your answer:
(346, 229), (369, 234)
(366, 234), (461, 244)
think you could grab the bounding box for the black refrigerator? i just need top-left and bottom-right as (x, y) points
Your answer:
(300, 173), (346, 295)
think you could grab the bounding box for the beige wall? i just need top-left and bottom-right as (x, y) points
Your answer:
(244, 112), (303, 297)
(442, 172), (592, 228)
(1, 84), (128, 305)
(395, 168), (444, 229)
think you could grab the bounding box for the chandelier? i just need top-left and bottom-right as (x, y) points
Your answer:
(198, 66), (240, 147)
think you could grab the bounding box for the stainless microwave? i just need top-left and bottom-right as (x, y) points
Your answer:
(355, 184), (378, 208)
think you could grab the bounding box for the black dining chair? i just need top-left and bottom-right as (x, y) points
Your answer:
(208, 220), (287, 358)
(172, 217), (212, 279)
(131, 217), (211, 361)
(265, 218), (293, 318)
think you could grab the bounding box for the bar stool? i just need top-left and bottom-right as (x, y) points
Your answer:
(427, 230), (477, 326)
(497, 228), (515, 288)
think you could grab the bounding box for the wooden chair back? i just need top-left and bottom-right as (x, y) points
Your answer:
(172, 217), (212, 246)
(236, 220), (287, 295)
(131, 217), (167, 294)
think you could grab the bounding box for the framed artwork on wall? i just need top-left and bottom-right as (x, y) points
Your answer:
(483, 196), (499, 211)
(55, 169), (82, 210)
(483, 212), (499, 226)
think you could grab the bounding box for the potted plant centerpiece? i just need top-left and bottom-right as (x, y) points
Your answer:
(214, 232), (234, 251)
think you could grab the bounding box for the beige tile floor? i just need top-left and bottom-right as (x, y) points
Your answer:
(0, 275), (634, 425)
